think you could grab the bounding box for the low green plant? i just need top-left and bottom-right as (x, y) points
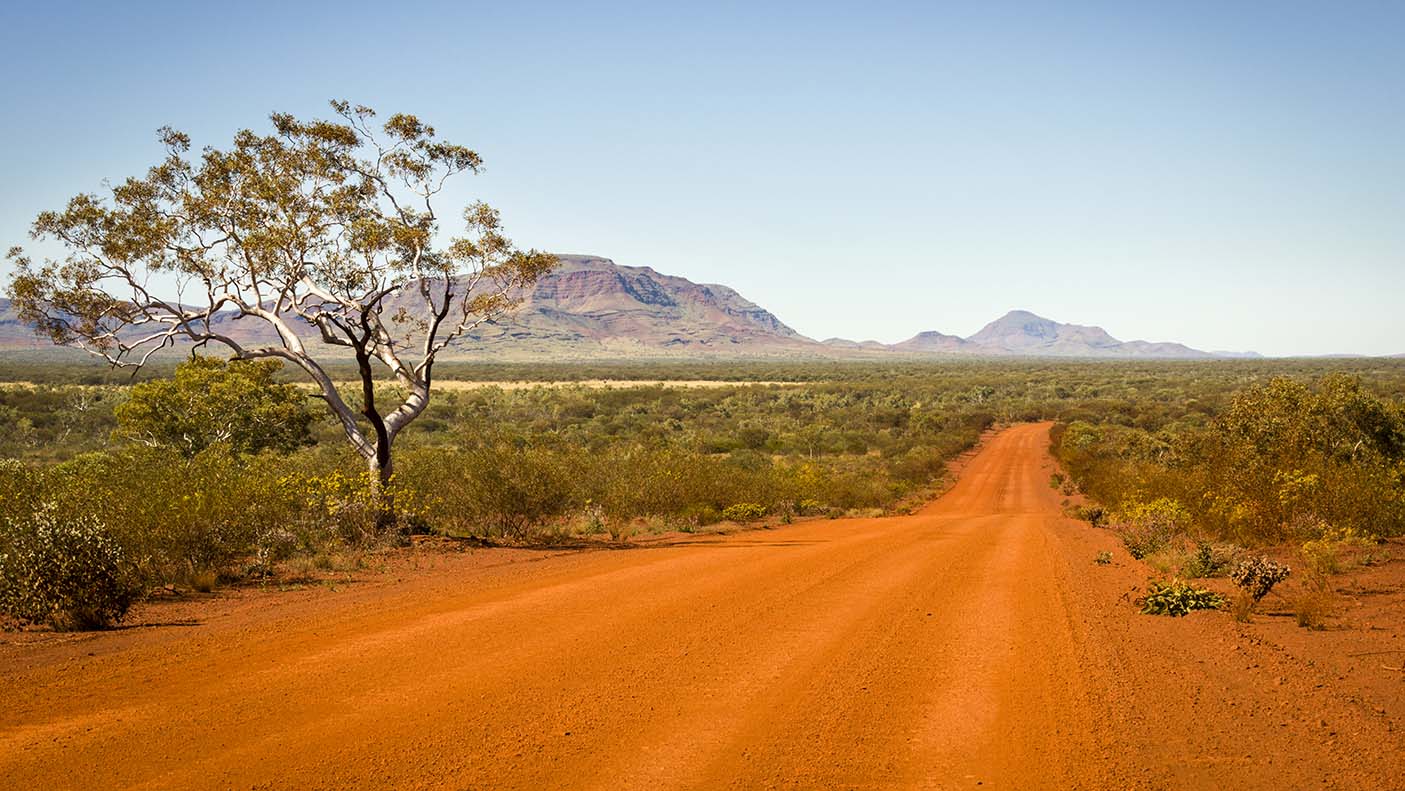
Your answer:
(578, 501), (607, 535)
(1139, 578), (1225, 617)
(1094, 551), (1112, 565)
(1183, 542), (1234, 578)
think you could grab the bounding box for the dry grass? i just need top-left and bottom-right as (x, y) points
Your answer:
(1293, 574), (1337, 630)
(281, 550), (368, 579)
(190, 570), (218, 593)
(1142, 544), (1192, 576)
(1229, 591), (1256, 623)
(288, 379), (801, 394)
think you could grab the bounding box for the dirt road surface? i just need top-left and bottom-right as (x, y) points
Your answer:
(2, 423), (1401, 789)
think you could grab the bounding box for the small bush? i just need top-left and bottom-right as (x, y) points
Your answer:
(1230, 557), (1291, 603)
(1117, 498), (1190, 560)
(1139, 578), (1225, 617)
(577, 502), (607, 535)
(1064, 503), (1106, 527)
(0, 506), (140, 630)
(1094, 551), (1112, 565)
(1183, 542), (1234, 578)
(722, 502), (767, 522)
(606, 519), (636, 543)
(187, 568), (218, 593)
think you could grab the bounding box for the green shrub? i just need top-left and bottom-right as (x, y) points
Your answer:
(1094, 551), (1113, 565)
(1183, 542), (1234, 578)
(0, 505), (140, 630)
(722, 502), (767, 522)
(1139, 579), (1224, 617)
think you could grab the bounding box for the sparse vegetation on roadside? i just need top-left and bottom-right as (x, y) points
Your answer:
(1053, 374), (1405, 548)
(1064, 503), (1106, 527)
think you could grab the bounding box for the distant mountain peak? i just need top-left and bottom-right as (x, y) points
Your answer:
(962, 309), (1204, 357)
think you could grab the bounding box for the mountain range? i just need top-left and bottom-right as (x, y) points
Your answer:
(0, 254), (1279, 359)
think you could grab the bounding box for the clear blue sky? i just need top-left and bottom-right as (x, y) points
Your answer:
(2, 1), (1402, 356)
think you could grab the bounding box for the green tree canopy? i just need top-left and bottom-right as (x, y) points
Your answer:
(114, 357), (313, 457)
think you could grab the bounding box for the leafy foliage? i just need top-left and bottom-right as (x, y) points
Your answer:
(0, 505), (139, 630)
(1183, 542), (1233, 578)
(722, 502), (767, 522)
(115, 357), (313, 456)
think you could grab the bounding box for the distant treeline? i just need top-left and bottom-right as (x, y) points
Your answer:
(4, 353), (1405, 386)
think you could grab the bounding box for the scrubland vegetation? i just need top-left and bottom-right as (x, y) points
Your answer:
(1054, 367), (1405, 620)
(2, 357), (1403, 629)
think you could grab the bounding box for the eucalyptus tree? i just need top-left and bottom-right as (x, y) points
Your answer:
(8, 101), (555, 491)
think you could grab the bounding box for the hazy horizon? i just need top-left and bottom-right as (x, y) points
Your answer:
(2, 2), (1402, 356)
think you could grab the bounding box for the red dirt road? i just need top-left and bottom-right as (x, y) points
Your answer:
(2, 423), (1401, 789)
